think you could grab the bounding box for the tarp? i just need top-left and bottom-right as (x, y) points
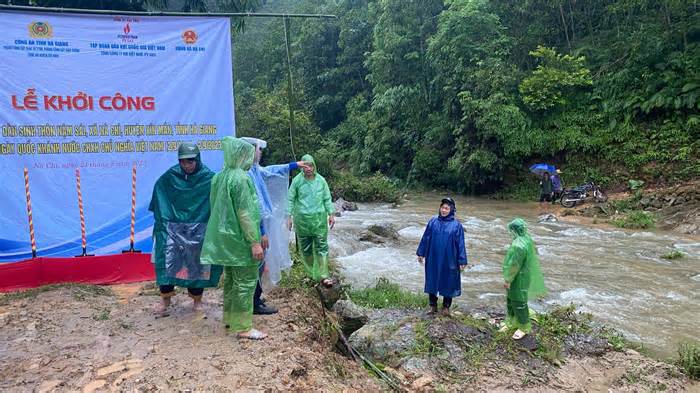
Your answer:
(0, 254), (155, 292)
(0, 10), (234, 262)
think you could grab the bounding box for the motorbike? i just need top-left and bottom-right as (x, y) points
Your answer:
(560, 182), (608, 208)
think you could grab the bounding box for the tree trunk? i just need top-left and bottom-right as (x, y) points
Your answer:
(559, 3), (572, 50)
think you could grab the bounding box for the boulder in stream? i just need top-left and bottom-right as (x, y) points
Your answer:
(359, 223), (400, 244)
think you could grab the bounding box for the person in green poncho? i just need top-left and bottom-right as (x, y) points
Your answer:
(200, 137), (266, 340)
(501, 218), (547, 340)
(287, 154), (335, 286)
(149, 142), (222, 317)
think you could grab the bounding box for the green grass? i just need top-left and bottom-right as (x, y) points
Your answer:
(0, 283), (113, 305)
(92, 308), (111, 321)
(348, 278), (428, 309)
(613, 210), (655, 229)
(531, 305), (596, 363)
(676, 341), (700, 380)
(661, 250), (685, 260)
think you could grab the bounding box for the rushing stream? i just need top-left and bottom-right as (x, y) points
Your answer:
(328, 193), (699, 357)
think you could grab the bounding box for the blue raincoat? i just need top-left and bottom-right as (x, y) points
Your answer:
(416, 204), (468, 298)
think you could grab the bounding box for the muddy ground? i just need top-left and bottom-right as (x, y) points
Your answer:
(0, 283), (697, 392)
(0, 283), (381, 393)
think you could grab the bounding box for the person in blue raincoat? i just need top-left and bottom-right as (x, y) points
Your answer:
(416, 197), (468, 316)
(242, 137), (310, 315)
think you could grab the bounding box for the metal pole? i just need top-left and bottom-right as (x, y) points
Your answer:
(123, 165), (142, 253)
(283, 16), (296, 160)
(74, 169), (94, 257)
(0, 4), (336, 18)
(23, 168), (37, 258)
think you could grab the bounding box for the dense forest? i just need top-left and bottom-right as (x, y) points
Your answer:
(5, 0), (699, 197)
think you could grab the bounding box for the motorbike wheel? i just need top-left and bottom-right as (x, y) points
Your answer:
(561, 195), (577, 208)
(594, 190), (608, 203)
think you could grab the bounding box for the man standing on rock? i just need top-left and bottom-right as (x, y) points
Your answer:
(201, 137), (266, 340)
(149, 142), (222, 317)
(287, 154), (335, 286)
(501, 218), (547, 340)
(242, 137), (311, 315)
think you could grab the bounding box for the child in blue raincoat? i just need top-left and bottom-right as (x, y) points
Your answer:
(416, 197), (468, 316)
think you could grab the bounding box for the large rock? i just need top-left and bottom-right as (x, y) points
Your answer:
(349, 316), (418, 364)
(538, 213), (558, 222)
(359, 223), (400, 244)
(333, 300), (370, 336)
(333, 197), (359, 217)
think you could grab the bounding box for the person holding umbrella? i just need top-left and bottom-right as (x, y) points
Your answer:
(529, 164), (556, 214)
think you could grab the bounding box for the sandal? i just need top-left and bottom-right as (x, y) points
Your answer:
(512, 329), (526, 340)
(237, 329), (267, 341)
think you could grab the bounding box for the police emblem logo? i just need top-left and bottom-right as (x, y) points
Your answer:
(182, 29), (197, 44)
(28, 21), (53, 38)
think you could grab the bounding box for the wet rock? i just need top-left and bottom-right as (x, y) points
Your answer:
(333, 198), (359, 217)
(359, 223), (399, 243)
(317, 281), (342, 309)
(579, 204), (612, 218)
(358, 231), (387, 244)
(333, 300), (369, 336)
(514, 334), (538, 351)
(563, 333), (609, 356)
(401, 356), (430, 377)
(538, 214), (558, 222)
(349, 316), (417, 363)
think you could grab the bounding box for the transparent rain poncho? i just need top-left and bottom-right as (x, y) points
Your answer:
(287, 154), (335, 281)
(148, 153), (222, 287)
(502, 218), (547, 332)
(243, 137), (294, 287)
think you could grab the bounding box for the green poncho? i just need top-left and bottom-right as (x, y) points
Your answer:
(148, 153), (222, 288)
(287, 154), (334, 237)
(502, 218), (547, 302)
(200, 137), (261, 267)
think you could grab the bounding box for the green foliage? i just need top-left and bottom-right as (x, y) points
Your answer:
(628, 180), (645, 191)
(279, 247), (315, 291)
(349, 277), (428, 309)
(661, 250), (686, 260)
(519, 46), (593, 111)
(327, 171), (401, 203)
(676, 341), (700, 380)
(612, 211), (655, 229)
(532, 304), (593, 363)
(228, 0), (699, 194)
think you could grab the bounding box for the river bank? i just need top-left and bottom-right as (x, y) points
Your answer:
(1, 268), (696, 392)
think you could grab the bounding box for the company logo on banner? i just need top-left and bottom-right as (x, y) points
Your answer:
(0, 11), (235, 262)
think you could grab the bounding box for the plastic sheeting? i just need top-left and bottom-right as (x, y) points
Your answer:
(164, 222), (210, 280)
(201, 137), (261, 267)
